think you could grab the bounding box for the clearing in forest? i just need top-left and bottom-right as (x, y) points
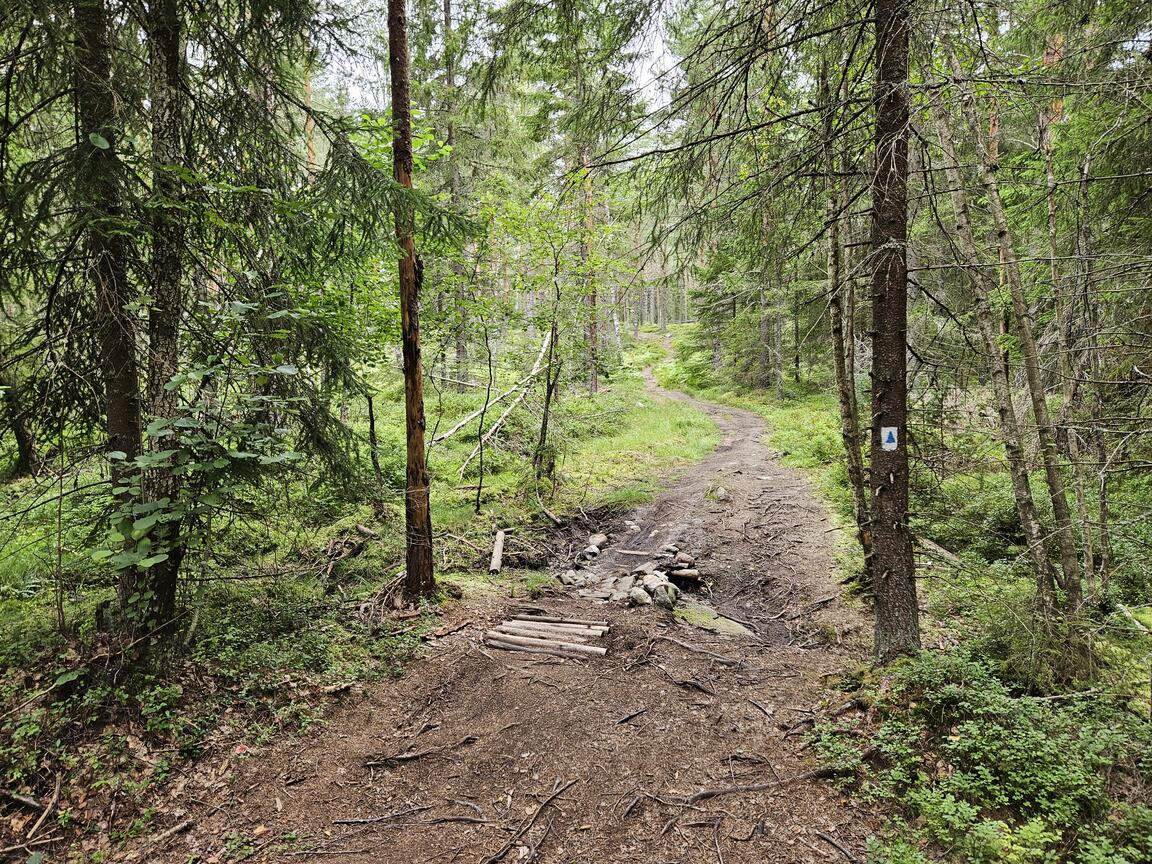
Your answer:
(137, 379), (879, 864)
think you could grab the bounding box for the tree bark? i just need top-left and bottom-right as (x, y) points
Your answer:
(821, 63), (871, 584)
(869, 0), (919, 662)
(444, 0), (468, 391)
(389, 0), (435, 597)
(580, 149), (598, 393)
(949, 48), (1082, 613)
(932, 98), (1056, 607)
(74, 0), (144, 614)
(141, 0), (187, 632)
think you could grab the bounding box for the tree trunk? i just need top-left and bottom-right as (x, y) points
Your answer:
(0, 367), (39, 477)
(932, 98), (1056, 607)
(137, 0), (188, 633)
(869, 0), (919, 662)
(949, 48), (1082, 613)
(580, 149), (598, 393)
(74, 0), (144, 615)
(389, 0), (435, 598)
(444, 0), (468, 391)
(821, 63), (872, 584)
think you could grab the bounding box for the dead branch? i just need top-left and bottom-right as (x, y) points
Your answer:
(479, 778), (577, 864)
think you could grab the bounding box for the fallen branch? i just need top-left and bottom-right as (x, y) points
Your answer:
(479, 778), (577, 864)
(333, 805), (431, 826)
(655, 635), (743, 666)
(813, 830), (861, 863)
(459, 332), (552, 476)
(26, 773), (62, 839)
(676, 767), (835, 805)
(365, 736), (478, 769)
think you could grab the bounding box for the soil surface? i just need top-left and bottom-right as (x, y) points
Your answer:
(138, 378), (879, 864)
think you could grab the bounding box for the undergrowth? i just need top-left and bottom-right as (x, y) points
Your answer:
(656, 323), (1152, 863)
(0, 335), (717, 845)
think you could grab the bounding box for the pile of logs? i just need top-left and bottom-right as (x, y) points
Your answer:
(483, 614), (609, 659)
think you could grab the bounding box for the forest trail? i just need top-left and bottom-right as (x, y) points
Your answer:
(145, 374), (880, 864)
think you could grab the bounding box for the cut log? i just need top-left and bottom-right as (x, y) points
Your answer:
(483, 631), (607, 657)
(509, 617), (608, 633)
(483, 639), (585, 660)
(489, 530), (506, 574)
(513, 617), (612, 631)
(500, 623), (608, 640)
(496, 623), (597, 642)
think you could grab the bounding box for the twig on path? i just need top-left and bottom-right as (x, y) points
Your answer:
(746, 698), (773, 719)
(678, 766), (835, 805)
(26, 773), (62, 839)
(0, 834), (62, 855)
(616, 707), (647, 724)
(479, 778), (577, 864)
(813, 829), (861, 863)
(365, 735), (478, 768)
(654, 635), (743, 666)
(285, 850), (372, 857)
(333, 805), (431, 825)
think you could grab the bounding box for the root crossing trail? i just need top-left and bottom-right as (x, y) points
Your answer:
(148, 377), (879, 864)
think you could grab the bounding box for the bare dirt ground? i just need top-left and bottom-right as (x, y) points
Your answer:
(137, 380), (880, 864)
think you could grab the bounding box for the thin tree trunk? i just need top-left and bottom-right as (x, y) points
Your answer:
(870, 0), (919, 661)
(0, 367), (38, 477)
(74, 0), (144, 615)
(580, 149), (598, 393)
(444, 0), (468, 391)
(932, 98), (1056, 606)
(389, 0), (435, 598)
(140, 0), (188, 632)
(949, 48), (1082, 613)
(367, 394), (385, 487)
(821, 63), (871, 582)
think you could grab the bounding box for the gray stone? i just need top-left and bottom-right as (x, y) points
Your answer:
(652, 583), (679, 610)
(609, 590), (629, 602)
(629, 586), (653, 606)
(583, 544), (600, 559)
(631, 560), (659, 575)
(714, 486), (731, 502)
(588, 533), (609, 549)
(558, 569), (580, 586)
(672, 552), (695, 568)
(600, 576), (618, 590)
(616, 575), (635, 594)
(641, 573), (668, 592)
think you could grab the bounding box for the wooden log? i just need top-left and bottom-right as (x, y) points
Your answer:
(513, 614), (609, 628)
(489, 530), (506, 574)
(499, 622), (607, 639)
(507, 618), (608, 634)
(484, 630), (607, 657)
(496, 623), (597, 642)
(483, 639), (586, 660)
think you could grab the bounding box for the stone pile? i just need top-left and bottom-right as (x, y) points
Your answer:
(557, 535), (702, 611)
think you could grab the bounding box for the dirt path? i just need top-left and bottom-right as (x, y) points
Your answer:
(145, 378), (878, 864)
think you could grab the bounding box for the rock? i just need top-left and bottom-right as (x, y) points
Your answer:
(616, 575), (635, 594)
(588, 533), (609, 549)
(652, 583), (679, 610)
(600, 577), (618, 591)
(558, 569), (580, 586)
(672, 552), (695, 568)
(668, 569), (701, 588)
(583, 544), (600, 559)
(714, 486), (731, 502)
(624, 520), (641, 532)
(631, 560), (659, 575)
(629, 586), (653, 606)
(609, 590), (629, 602)
(641, 573), (668, 593)
(662, 544), (679, 553)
